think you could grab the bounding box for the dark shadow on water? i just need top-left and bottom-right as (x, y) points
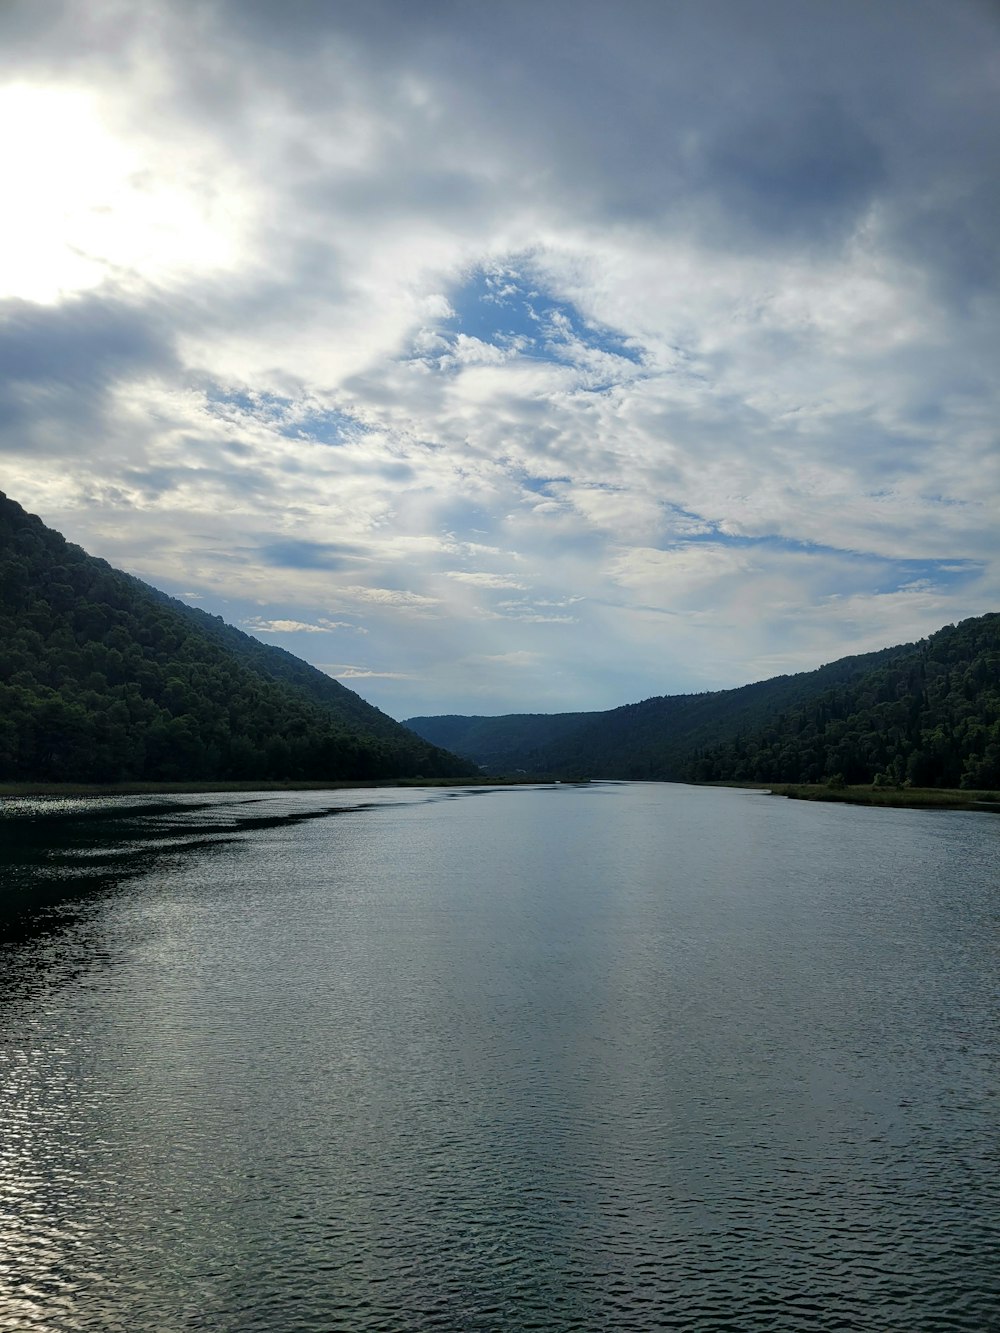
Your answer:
(0, 784), (544, 951)
(0, 796), (380, 946)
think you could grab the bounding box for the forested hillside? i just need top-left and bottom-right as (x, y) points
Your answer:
(689, 614), (1000, 789)
(0, 493), (474, 783)
(406, 644), (908, 777)
(406, 614), (1000, 788)
(520, 645), (908, 780)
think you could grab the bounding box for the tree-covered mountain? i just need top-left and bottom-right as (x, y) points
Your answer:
(406, 613), (1000, 789)
(0, 492), (475, 783)
(689, 613), (1000, 790)
(406, 645), (907, 776)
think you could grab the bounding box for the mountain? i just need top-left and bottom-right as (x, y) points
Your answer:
(691, 614), (1000, 789)
(405, 646), (908, 775)
(406, 613), (1000, 789)
(402, 712), (593, 775)
(0, 492), (475, 783)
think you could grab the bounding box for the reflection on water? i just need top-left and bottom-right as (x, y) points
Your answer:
(1, 783), (998, 1331)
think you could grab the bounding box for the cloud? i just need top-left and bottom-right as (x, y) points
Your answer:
(446, 571), (528, 590)
(463, 650), (542, 668)
(0, 293), (176, 446)
(243, 617), (366, 634)
(258, 540), (365, 570)
(341, 586), (441, 610)
(320, 663), (413, 680)
(701, 95), (885, 246)
(0, 0), (997, 717)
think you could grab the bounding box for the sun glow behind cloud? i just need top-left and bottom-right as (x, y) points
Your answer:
(0, 83), (243, 303)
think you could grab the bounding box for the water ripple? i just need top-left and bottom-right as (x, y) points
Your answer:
(1, 784), (998, 1330)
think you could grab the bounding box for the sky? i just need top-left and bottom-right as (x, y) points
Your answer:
(1, 0), (998, 719)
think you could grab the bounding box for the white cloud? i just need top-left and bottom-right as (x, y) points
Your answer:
(338, 587), (441, 611)
(320, 664), (414, 680)
(446, 571), (528, 590)
(464, 651), (542, 667)
(243, 617), (366, 634)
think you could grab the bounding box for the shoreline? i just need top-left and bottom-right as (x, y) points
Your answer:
(0, 776), (542, 798)
(1, 777), (997, 814)
(766, 783), (1000, 813)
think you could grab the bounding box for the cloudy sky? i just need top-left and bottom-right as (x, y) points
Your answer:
(2, 0), (998, 718)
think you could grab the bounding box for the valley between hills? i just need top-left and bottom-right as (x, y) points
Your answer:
(2, 490), (998, 803)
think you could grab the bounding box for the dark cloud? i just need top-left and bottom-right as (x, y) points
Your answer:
(4, 0), (995, 283)
(259, 539), (364, 569)
(701, 97), (884, 246)
(890, 173), (1000, 304)
(0, 295), (176, 446)
(0, 295), (171, 384)
(190, 0), (1000, 265)
(300, 168), (490, 226)
(0, 0), (149, 77)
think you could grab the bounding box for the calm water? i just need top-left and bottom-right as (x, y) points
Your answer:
(0, 782), (997, 1331)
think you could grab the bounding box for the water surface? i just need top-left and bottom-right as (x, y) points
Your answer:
(1, 783), (997, 1330)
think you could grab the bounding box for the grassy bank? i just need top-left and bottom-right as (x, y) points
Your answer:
(769, 783), (1000, 812)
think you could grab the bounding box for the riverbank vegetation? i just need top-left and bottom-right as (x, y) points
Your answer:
(768, 783), (1000, 812)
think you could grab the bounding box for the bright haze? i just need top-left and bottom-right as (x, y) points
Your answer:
(2, 1), (998, 718)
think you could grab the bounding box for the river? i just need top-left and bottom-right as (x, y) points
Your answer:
(1, 782), (997, 1331)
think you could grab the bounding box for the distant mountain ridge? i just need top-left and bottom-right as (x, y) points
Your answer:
(0, 492), (474, 783)
(402, 711), (593, 775)
(406, 612), (1000, 789)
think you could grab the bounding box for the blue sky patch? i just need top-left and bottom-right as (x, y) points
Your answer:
(440, 263), (643, 368)
(519, 472), (572, 495)
(285, 406), (371, 446)
(871, 558), (983, 594)
(205, 387), (367, 446)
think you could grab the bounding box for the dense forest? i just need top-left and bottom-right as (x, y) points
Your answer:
(0, 493), (474, 783)
(687, 614), (1000, 789)
(407, 613), (1000, 788)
